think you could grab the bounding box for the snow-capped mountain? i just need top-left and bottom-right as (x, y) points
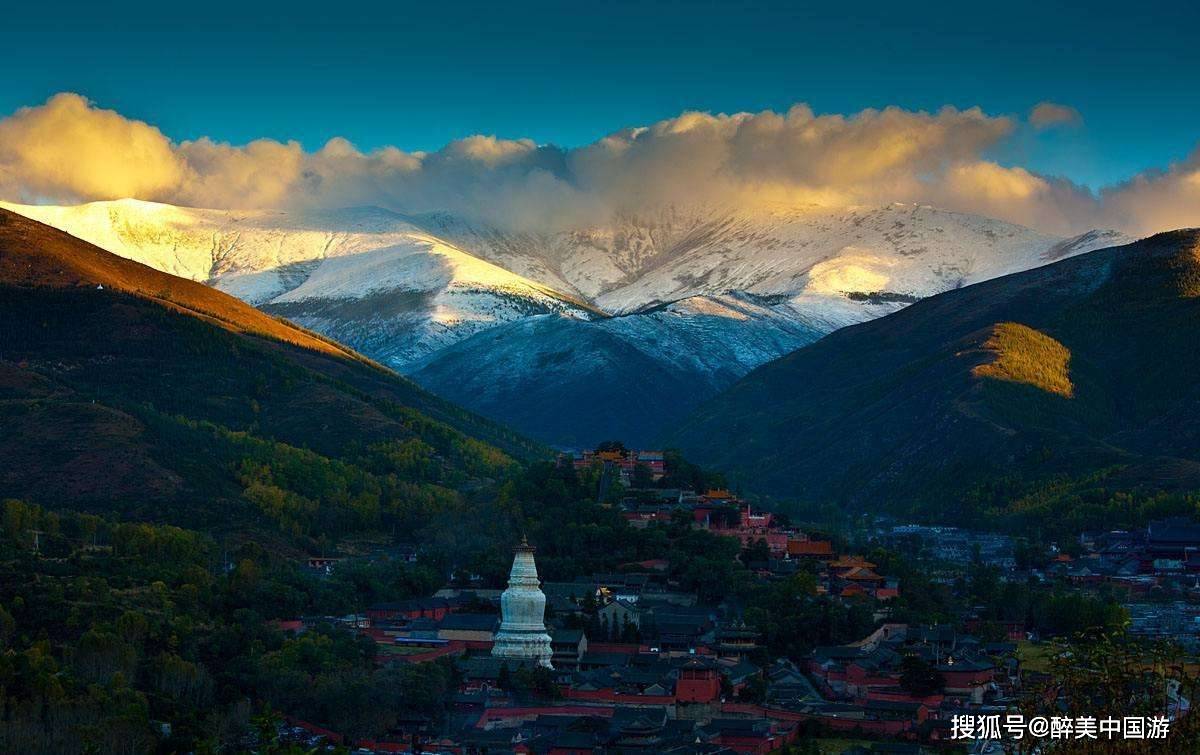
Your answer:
(2, 197), (1132, 445)
(0, 199), (597, 366)
(430, 203), (1122, 316)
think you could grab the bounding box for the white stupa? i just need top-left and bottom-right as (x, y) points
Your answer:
(491, 536), (553, 668)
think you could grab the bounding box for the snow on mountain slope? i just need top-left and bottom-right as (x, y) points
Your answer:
(409, 291), (831, 395)
(405, 212), (585, 299)
(406, 292), (835, 445)
(573, 203), (1118, 314)
(602, 293), (834, 386)
(263, 236), (598, 365)
(0, 199), (413, 301)
(0, 199), (597, 366)
(425, 201), (1128, 321)
(422, 204), (768, 303)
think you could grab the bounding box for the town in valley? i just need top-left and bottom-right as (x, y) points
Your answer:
(250, 445), (1199, 754)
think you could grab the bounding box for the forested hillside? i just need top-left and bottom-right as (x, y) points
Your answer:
(0, 207), (542, 547)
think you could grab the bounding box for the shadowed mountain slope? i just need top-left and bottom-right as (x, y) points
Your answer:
(670, 230), (1200, 523)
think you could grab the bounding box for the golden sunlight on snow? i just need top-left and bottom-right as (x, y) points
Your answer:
(803, 250), (894, 295)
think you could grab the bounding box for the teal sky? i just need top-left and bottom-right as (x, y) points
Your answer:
(2, 0), (1197, 190)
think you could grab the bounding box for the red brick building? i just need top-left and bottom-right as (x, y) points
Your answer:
(676, 657), (722, 703)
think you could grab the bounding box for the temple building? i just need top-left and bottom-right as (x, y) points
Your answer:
(492, 537), (553, 668)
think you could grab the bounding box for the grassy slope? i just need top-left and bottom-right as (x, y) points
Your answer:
(973, 322), (1074, 398)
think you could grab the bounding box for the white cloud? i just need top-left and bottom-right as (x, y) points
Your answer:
(0, 92), (1196, 236)
(1101, 148), (1200, 236)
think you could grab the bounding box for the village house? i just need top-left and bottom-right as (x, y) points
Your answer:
(551, 628), (588, 668)
(712, 621), (761, 661)
(304, 556), (340, 576)
(600, 597), (642, 632)
(787, 538), (834, 559)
